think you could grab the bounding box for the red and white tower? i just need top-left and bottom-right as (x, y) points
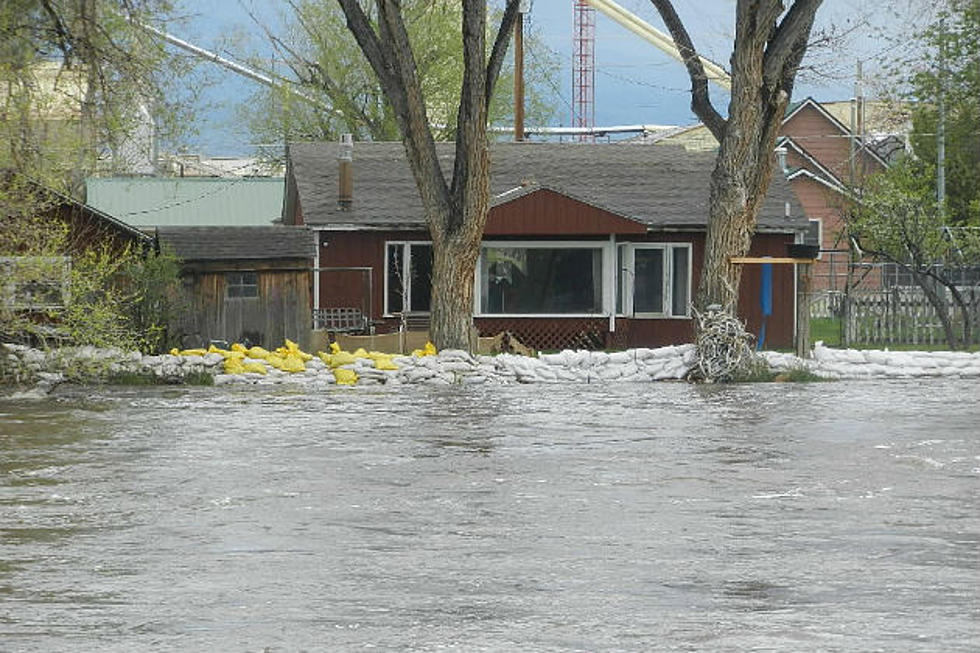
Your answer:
(572, 0), (595, 142)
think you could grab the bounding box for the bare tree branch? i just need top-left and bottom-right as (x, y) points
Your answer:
(485, 0), (519, 110)
(649, 0), (727, 141)
(762, 0), (823, 89)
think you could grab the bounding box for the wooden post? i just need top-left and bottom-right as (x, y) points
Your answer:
(796, 262), (812, 358)
(513, 10), (525, 142)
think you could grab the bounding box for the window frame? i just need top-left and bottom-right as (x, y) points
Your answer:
(804, 218), (823, 260)
(619, 243), (692, 319)
(226, 271), (259, 299)
(383, 240), (433, 316)
(474, 240), (609, 318)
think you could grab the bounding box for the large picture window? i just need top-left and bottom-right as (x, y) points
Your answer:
(478, 244), (604, 315)
(385, 242), (432, 314)
(619, 244), (691, 318)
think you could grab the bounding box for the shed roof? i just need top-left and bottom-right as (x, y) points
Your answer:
(156, 226), (314, 261)
(86, 177), (284, 227)
(287, 142), (805, 233)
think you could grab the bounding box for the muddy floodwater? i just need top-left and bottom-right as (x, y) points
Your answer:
(1, 380), (978, 652)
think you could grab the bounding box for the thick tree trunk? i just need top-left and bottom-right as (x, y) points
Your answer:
(337, 0), (518, 353)
(651, 0), (820, 315)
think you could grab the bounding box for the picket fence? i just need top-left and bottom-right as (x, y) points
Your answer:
(810, 288), (980, 346)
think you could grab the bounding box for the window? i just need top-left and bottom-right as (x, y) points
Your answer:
(226, 272), (258, 298)
(620, 244), (691, 318)
(385, 242), (432, 314)
(0, 257), (70, 310)
(478, 243), (604, 315)
(804, 219), (822, 259)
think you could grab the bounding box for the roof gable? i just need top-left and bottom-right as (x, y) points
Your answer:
(487, 187), (647, 235)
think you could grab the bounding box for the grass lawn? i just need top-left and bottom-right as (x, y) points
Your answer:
(806, 317), (979, 352)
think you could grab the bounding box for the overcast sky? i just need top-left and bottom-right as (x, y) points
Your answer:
(169, 0), (931, 155)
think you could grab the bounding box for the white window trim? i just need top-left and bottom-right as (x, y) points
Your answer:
(806, 218), (823, 260)
(474, 240), (613, 318)
(383, 240), (432, 317)
(620, 243), (693, 319)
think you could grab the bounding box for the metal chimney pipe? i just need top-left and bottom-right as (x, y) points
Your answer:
(338, 133), (353, 210)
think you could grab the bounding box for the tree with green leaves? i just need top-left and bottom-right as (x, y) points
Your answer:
(0, 0), (193, 193)
(1, 2), (191, 355)
(849, 158), (979, 349)
(902, 0), (980, 224)
(334, 0), (520, 351)
(242, 0), (556, 147)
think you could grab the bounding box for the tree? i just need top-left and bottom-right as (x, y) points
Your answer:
(1, 176), (184, 353)
(849, 158), (979, 349)
(648, 0), (823, 312)
(901, 0), (980, 224)
(335, 0), (520, 350)
(0, 0), (192, 194)
(243, 0), (556, 148)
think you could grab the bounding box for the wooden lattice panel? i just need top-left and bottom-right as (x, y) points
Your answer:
(476, 318), (609, 351)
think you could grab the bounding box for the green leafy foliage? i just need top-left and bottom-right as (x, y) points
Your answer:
(890, 0), (980, 225)
(241, 0), (558, 146)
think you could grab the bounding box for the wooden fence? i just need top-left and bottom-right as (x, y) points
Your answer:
(825, 287), (980, 346)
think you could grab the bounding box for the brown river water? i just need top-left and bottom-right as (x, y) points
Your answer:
(1, 380), (978, 652)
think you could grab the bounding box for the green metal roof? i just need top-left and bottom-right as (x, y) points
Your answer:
(85, 177), (284, 227)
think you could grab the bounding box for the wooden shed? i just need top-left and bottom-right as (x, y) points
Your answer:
(157, 226), (315, 351)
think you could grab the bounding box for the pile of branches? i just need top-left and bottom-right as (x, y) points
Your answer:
(691, 305), (761, 382)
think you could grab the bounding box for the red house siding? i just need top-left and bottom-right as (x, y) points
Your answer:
(781, 102), (889, 292)
(315, 229), (799, 350)
(487, 189), (647, 236)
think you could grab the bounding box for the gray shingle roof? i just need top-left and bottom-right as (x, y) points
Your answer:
(156, 226), (314, 261)
(287, 141), (806, 232)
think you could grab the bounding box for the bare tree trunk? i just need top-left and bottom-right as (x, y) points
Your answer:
(912, 269), (958, 349)
(651, 0), (821, 312)
(337, 0), (518, 352)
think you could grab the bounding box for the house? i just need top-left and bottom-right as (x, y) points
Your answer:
(283, 141), (807, 351)
(641, 97), (905, 292)
(778, 97), (898, 291)
(156, 226), (315, 351)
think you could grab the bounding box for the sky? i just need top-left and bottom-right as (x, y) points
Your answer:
(168, 0), (929, 156)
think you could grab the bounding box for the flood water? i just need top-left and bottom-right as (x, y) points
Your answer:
(1, 379), (978, 652)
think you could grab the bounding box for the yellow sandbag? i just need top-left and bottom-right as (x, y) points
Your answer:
(329, 351), (356, 368)
(231, 343), (248, 354)
(352, 347), (370, 359)
(247, 345), (272, 360)
(411, 342), (437, 357)
(265, 354), (286, 369)
(329, 341), (340, 354)
(280, 338), (313, 361)
(317, 351), (334, 366)
(208, 344), (244, 359)
(223, 357), (246, 374)
(373, 356), (399, 371)
(171, 348), (207, 357)
(280, 354), (306, 373)
(333, 368), (358, 385)
(242, 360), (268, 375)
